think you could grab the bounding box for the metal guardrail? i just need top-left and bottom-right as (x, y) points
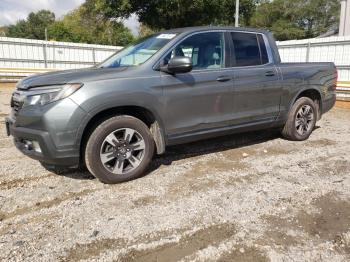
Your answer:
(277, 39), (350, 48)
(0, 58), (96, 66)
(0, 68), (54, 82)
(0, 39), (120, 52)
(337, 81), (350, 101)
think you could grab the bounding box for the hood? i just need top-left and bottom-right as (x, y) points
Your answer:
(17, 67), (134, 90)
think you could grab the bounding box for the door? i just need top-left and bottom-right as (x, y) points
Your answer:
(161, 32), (235, 136)
(230, 32), (282, 125)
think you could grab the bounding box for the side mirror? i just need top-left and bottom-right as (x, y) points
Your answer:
(161, 57), (193, 74)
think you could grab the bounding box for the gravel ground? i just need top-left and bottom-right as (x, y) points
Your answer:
(0, 86), (350, 262)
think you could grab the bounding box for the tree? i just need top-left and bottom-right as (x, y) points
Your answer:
(3, 0), (342, 43)
(47, 21), (76, 42)
(138, 24), (155, 38)
(294, 0), (340, 38)
(97, 0), (258, 30)
(49, 2), (134, 46)
(250, 0), (340, 40)
(4, 3), (134, 46)
(7, 10), (55, 39)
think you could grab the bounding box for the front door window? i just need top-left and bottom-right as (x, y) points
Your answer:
(163, 32), (225, 70)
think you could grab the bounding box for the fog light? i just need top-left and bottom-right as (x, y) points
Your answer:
(32, 141), (42, 153)
(23, 140), (41, 153)
(23, 140), (33, 150)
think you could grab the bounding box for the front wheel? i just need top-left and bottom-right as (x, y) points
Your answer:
(84, 116), (154, 184)
(281, 97), (317, 141)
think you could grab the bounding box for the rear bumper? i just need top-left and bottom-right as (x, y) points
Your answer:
(6, 117), (80, 167)
(322, 94), (336, 114)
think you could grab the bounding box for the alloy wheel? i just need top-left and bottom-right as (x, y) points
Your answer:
(295, 105), (314, 136)
(99, 128), (145, 175)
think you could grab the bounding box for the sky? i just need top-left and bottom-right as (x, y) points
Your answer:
(0, 0), (140, 35)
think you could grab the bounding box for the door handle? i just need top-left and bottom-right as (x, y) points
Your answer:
(216, 76), (231, 82)
(265, 71), (276, 77)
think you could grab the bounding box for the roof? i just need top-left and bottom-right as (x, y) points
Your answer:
(161, 26), (270, 35)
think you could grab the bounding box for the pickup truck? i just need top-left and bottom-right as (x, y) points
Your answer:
(5, 26), (337, 184)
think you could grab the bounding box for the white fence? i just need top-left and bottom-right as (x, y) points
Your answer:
(277, 36), (350, 81)
(1, 35), (350, 82)
(0, 37), (122, 70)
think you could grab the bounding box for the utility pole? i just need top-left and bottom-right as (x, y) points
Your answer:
(340, 0), (350, 36)
(235, 0), (240, 27)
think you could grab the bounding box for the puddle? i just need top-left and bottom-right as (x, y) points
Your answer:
(120, 223), (235, 262)
(63, 238), (127, 261)
(132, 195), (157, 208)
(63, 223), (235, 262)
(218, 246), (268, 262)
(306, 138), (337, 147)
(263, 193), (350, 252)
(297, 194), (350, 241)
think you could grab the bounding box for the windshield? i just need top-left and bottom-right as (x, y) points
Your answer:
(99, 33), (178, 68)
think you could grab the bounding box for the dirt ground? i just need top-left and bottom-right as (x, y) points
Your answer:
(0, 85), (350, 262)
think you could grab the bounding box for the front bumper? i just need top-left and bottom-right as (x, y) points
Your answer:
(6, 117), (80, 167)
(5, 95), (87, 167)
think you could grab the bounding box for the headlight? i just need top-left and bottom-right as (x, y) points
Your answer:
(23, 83), (83, 107)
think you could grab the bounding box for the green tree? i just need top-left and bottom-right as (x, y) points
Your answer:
(138, 24), (155, 38)
(47, 21), (76, 42)
(295, 0), (340, 38)
(4, 3), (134, 46)
(49, 1), (134, 45)
(97, 0), (258, 30)
(250, 0), (340, 40)
(7, 10), (55, 39)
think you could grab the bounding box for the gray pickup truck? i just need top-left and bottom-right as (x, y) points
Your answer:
(5, 26), (337, 184)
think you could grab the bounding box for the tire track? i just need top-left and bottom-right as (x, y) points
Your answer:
(0, 188), (97, 221)
(0, 173), (54, 190)
(62, 223), (236, 262)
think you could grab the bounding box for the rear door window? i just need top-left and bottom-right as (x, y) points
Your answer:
(231, 32), (269, 67)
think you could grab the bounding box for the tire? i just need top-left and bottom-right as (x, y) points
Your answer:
(84, 116), (155, 184)
(281, 97), (317, 141)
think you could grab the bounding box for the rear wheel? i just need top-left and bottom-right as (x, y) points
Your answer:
(281, 97), (317, 141)
(84, 116), (154, 184)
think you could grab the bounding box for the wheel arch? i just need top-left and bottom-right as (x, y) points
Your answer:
(290, 88), (322, 120)
(78, 105), (166, 164)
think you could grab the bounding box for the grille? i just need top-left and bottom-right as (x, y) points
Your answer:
(11, 92), (23, 117)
